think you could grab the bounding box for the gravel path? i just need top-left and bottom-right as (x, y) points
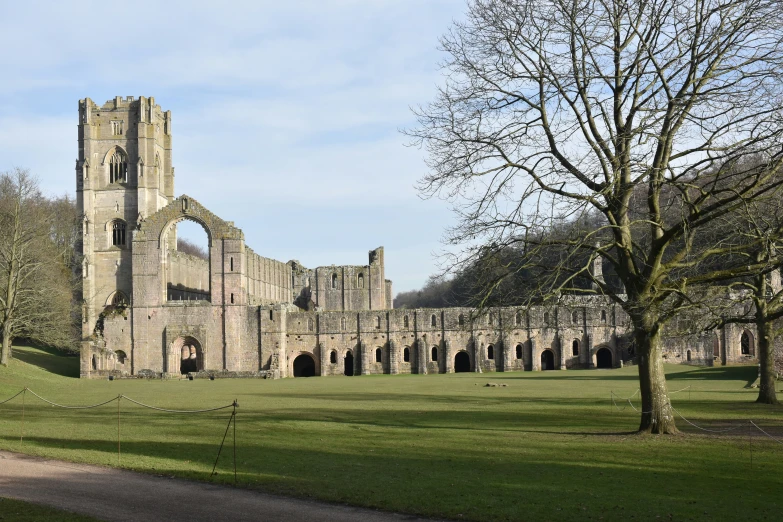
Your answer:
(0, 451), (435, 522)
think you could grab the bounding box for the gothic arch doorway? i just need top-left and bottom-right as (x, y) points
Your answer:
(174, 336), (203, 374)
(454, 351), (471, 373)
(541, 349), (555, 370)
(293, 353), (316, 377)
(344, 351), (354, 376)
(741, 330), (755, 356)
(596, 347), (613, 369)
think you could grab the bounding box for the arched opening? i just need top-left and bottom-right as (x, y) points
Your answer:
(454, 351), (470, 372)
(403, 347), (410, 362)
(176, 336), (203, 374)
(601, 310), (607, 323)
(107, 290), (128, 307)
(515, 311), (522, 326)
(741, 330), (754, 355)
(108, 148), (128, 184)
(541, 349), (555, 370)
(544, 312), (550, 324)
(375, 316), (381, 329)
(329, 350), (337, 364)
(331, 273), (338, 289)
(164, 218), (210, 302)
(375, 348), (382, 363)
(340, 317), (346, 331)
(596, 347), (613, 369)
(515, 344), (522, 359)
(687, 350), (692, 362)
(293, 353), (316, 377)
(572, 310), (579, 324)
(403, 315), (409, 328)
(487, 345), (494, 360)
(458, 314), (465, 326)
(115, 350), (127, 365)
(344, 351), (354, 376)
(572, 339), (580, 356)
(357, 273), (364, 288)
(111, 220), (127, 247)
(431, 346), (438, 361)
(431, 314), (437, 327)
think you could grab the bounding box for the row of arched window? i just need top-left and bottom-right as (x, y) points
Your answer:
(99, 148), (162, 186)
(330, 272), (366, 289)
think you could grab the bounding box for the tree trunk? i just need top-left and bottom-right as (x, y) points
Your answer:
(0, 328), (11, 366)
(636, 327), (678, 434)
(755, 319), (778, 405)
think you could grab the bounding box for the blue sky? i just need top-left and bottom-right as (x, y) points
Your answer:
(0, 0), (466, 293)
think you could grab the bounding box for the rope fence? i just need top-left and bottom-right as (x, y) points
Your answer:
(0, 387), (239, 483)
(610, 385), (783, 469)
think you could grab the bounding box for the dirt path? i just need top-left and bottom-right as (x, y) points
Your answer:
(0, 451), (436, 522)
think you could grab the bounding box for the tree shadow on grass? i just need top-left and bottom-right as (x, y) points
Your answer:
(12, 346), (79, 378)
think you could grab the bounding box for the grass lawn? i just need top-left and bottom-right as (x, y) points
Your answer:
(0, 498), (98, 522)
(1, 344), (783, 521)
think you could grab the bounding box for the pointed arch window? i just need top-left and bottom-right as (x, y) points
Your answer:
(111, 291), (128, 307)
(357, 273), (364, 288)
(109, 149), (128, 183)
(112, 220), (126, 247)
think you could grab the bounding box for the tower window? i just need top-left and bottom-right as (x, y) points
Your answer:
(111, 120), (124, 135)
(357, 273), (364, 288)
(341, 317), (346, 331)
(431, 314), (437, 327)
(109, 149), (128, 183)
(331, 273), (338, 289)
(375, 348), (382, 363)
(112, 220), (126, 247)
(403, 347), (410, 362)
(487, 345), (494, 360)
(403, 315), (409, 328)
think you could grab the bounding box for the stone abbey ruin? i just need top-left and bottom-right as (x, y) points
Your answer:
(79, 97), (764, 379)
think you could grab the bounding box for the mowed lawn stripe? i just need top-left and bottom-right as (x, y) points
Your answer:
(1, 345), (782, 521)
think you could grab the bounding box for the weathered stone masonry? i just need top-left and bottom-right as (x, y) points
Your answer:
(77, 97), (762, 378)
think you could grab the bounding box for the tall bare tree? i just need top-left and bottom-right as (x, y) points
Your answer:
(0, 169), (77, 366)
(409, 0), (783, 433)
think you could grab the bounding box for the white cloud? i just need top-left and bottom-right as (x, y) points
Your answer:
(0, 0), (466, 293)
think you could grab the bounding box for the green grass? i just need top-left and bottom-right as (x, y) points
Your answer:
(2, 345), (783, 521)
(0, 498), (98, 521)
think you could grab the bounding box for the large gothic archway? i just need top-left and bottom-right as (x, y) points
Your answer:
(172, 335), (204, 374)
(293, 353), (316, 377)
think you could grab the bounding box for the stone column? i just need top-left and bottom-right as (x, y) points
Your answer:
(444, 339), (453, 373)
(319, 342), (328, 377)
(360, 340), (370, 375)
(586, 334), (594, 369)
(559, 333), (567, 370)
(501, 335), (511, 372)
(475, 342), (484, 373)
(417, 337), (428, 374)
(531, 339), (540, 371)
(389, 340), (399, 375)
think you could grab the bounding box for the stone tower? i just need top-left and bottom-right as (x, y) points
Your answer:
(76, 96), (174, 338)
